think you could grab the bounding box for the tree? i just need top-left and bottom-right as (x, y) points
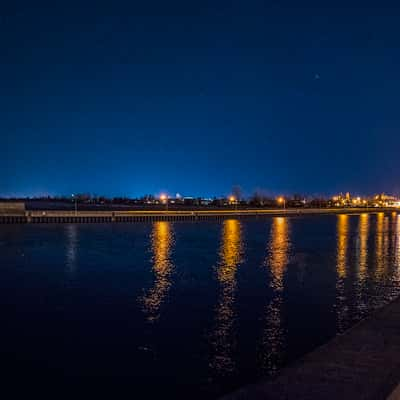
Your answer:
(231, 185), (243, 201)
(249, 188), (273, 207)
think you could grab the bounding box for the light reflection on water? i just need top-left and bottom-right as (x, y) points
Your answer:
(357, 214), (369, 283)
(355, 213), (369, 316)
(210, 219), (243, 376)
(337, 212), (400, 326)
(374, 212), (387, 280)
(65, 224), (78, 276)
(336, 214), (349, 333)
(396, 215), (400, 269)
(141, 221), (175, 323)
(393, 215), (400, 288)
(259, 216), (290, 375)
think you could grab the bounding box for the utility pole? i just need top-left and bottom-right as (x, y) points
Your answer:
(72, 194), (77, 216)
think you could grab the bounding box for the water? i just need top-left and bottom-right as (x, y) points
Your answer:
(1, 213), (400, 398)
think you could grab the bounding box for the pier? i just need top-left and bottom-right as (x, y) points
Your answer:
(0, 208), (395, 224)
(223, 294), (400, 400)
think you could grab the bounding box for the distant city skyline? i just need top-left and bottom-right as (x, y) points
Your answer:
(2, 190), (399, 201)
(3, 186), (400, 200)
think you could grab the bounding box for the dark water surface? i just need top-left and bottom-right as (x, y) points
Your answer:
(1, 213), (400, 398)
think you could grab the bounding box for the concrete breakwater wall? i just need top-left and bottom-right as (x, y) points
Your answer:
(223, 294), (400, 400)
(0, 208), (395, 224)
(0, 202), (26, 215)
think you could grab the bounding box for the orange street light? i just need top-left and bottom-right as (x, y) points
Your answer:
(277, 196), (286, 210)
(160, 194), (168, 211)
(229, 195), (238, 211)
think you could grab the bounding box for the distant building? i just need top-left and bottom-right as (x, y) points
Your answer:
(200, 198), (212, 206)
(0, 202), (26, 215)
(183, 197), (197, 206)
(373, 193), (398, 207)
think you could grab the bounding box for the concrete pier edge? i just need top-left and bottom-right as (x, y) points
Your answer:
(0, 208), (396, 224)
(222, 295), (400, 400)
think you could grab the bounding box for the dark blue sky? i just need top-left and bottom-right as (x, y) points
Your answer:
(2, 1), (400, 197)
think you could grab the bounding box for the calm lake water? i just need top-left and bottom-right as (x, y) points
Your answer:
(1, 213), (400, 398)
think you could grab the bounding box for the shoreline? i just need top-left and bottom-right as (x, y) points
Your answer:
(222, 293), (400, 400)
(0, 208), (396, 224)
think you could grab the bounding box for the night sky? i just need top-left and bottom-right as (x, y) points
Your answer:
(2, 1), (400, 198)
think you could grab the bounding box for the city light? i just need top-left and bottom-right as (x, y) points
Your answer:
(277, 197), (286, 210)
(330, 192), (400, 208)
(160, 194), (168, 211)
